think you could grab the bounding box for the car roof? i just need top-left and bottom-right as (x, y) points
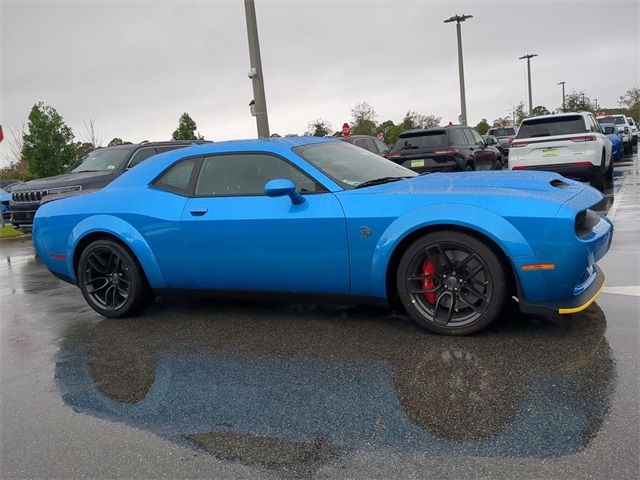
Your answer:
(521, 112), (589, 122)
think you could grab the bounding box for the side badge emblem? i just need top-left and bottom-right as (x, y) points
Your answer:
(360, 226), (371, 238)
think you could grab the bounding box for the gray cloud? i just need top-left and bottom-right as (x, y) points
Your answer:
(1, 0), (639, 166)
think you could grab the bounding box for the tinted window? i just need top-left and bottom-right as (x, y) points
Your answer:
(195, 154), (322, 197)
(517, 115), (586, 138)
(392, 131), (448, 151)
(598, 116), (625, 125)
(468, 129), (485, 145)
(294, 141), (416, 189)
(154, 158), (198, 195)
(488, 127), (516, 137)
(70, 147), (131, 172)
(157, 145), (187, 153)
(128, 148), (158, 168)
(354, 139), (366, 148)
(374, 139), (390, 154)
(603, 125), (616, 134)
(454, 129), (468, 145)
(363, 138), (378, 153)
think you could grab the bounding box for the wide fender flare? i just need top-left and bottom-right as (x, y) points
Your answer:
(66, 215), (167, 288)
(370, 203), (535, 296)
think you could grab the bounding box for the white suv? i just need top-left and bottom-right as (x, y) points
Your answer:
(626, 116), (638, 145)
(597, 114), (633, 154)
(509, 112), (612, 191)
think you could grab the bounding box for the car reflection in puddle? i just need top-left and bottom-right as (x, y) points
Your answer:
(55, 299), (615, 474)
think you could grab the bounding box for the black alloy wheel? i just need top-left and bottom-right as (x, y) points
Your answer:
(397, 231), (507, 335)
(78, 239), (154, 318)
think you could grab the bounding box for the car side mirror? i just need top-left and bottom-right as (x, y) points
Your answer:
(264, 178), (305, 205)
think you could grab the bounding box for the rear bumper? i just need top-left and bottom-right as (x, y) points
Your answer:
(511, 163), (599, 180)
(398, 156), (462, 173)
(518, 265), (605, 317)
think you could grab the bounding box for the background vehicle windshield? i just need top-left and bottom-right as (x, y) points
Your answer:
(392, 131), (448, 151)
(516, 116), (585, 138)
(488, 127), (516, 137)
(70, 148), (131, 172)
(293, 141), (416, 188)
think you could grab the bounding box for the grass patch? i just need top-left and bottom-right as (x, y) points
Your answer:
(0, 225), (24, 239)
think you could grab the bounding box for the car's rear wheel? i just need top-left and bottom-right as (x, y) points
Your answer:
(606, 151), (614, 181)
(590, 154), (606, 191)
(396, 231), (507, 335)
(465, 162), (474, 171)
(495, 159), (503, 170)
(77, 239), (154, 318)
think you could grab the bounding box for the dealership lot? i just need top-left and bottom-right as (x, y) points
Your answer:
(1, 153), (638, 479)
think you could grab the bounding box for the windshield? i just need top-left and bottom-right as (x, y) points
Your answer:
(70, 148), (131, 173)
(598, 116), (625, 125)
(293, 141), (416, 189)
(488, 127), (516, 137)
(392, 131), (448, 152)
(517, 116), (586, 138)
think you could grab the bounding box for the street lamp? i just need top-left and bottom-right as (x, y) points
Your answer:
(519, 53), (538, 114)
(244, 0), (270, 137)
(557, 81), (566, 112)
(594, 98), (598, 111)
(444, 14), (473, 126)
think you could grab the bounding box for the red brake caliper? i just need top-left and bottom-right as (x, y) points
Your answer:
(422, 258), (437, 304)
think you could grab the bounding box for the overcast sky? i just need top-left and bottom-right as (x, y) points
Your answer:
(1, 0), (639, 167)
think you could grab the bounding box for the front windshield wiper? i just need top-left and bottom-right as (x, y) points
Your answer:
(354, 176), (409, 189)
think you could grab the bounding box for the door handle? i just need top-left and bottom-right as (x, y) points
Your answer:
(190, 208), (208, 217)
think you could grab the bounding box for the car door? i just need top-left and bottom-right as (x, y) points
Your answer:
(467, 128), (495, 170)
(181, 152), (350, 293)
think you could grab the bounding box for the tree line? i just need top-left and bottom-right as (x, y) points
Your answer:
(2, 87), (637, 181)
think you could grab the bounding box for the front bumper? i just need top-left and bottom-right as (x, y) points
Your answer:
(9, 201), (39, 230)
(518, 265), (605, 317)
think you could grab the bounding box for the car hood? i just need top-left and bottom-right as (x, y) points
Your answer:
(357, 171), (587, 203)
(10, 170), (119, 191)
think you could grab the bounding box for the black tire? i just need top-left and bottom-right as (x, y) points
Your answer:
(623, 142), (632, 155)
(495, 159), (503, 171)
(590, 156), (606, 191)
(465, 162), (475, 171)
(606, 151), (614, 181)
(396, 230), (508, 335)
(77, 239), (154, 318)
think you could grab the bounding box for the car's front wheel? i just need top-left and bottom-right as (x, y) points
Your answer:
(77, 239), (154, 318)
(396, 231), (508, 335)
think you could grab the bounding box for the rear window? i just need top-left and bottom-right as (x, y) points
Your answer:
(488, 127), (515, 137)
(516, 116), (586, 138)
(598, 116), (625, 125)
(392, 131), (448, 152)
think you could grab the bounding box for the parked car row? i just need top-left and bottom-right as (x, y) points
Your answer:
(596, 114), (636, 154)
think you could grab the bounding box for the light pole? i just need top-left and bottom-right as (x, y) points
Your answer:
(594, 98), (598, 111)
(519, 53), (538, 114)
(444, 14), (473, 126)
(557, 81), (566, 112)
(244, 0), (270, 138)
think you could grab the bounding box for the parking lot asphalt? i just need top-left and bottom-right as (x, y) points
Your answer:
(1, 152), (638, 480)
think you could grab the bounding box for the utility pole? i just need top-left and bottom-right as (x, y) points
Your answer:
(594, 98), (598, 111)
(444, 14), (473, 126)
(519, 53), (538, 114)
(557, 81), (566, 112)
(244, 0), (269, 138)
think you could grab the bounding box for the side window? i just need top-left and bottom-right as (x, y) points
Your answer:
(153, 158), (198, 195)
(194, 154), (323, 197)
(454, 129), (468, 145)
(374, 139), (390, 154)
(468, 129), (485, 145)
(128, 148), (158, 168)
(364, 138), (378, 153)
(157, 145), (186, 154)
(353, 139), (366, 149)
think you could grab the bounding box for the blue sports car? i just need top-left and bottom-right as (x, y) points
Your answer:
(33, 137), (613, 335)
(600, 123), (623, 160)
(0, 187), (11, 221)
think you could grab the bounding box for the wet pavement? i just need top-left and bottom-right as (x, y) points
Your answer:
(1, 152), (638, 479)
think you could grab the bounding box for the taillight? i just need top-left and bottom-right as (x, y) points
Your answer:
(573, 162), (593, 167)
(388, 152), (401, 159)
(569, 135), (596, 142)
(508, 137), (513, 146)
(511, 141), (528, 148)
(512, 166), (528, 170)
(433, 147), (459, 154)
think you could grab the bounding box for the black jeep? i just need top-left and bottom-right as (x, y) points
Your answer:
(10, 141), (207, 232)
